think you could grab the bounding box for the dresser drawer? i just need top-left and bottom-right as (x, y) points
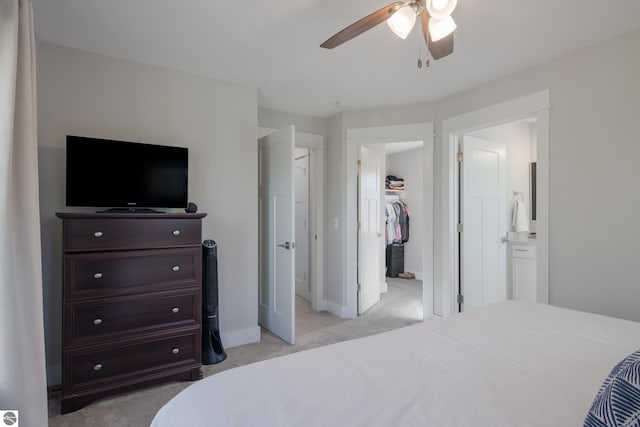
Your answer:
(62, 217), (202, 251)
(65, 290), (199, 346)
(65, 329), (199, 391)
(511, 244), (536, 260)
(65, 247), (201, 300)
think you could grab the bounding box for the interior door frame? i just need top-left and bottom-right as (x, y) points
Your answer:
(440, 90), (550, 316)
(294, 147), (312, 302)
(258, 127), (325, 312)
(345, 123), (434, 319)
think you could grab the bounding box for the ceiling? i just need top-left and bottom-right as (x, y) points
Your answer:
(32, 0), (640, 118)
(385, 141), (424, 155)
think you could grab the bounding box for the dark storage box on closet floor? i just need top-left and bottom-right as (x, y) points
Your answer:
(386, 244), (404, 277)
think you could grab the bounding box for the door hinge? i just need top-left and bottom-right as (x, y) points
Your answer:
(457, 294), (464, 305)
(457, 152), (464, 162)
(357, 283), (362, 291)
(456, 223), (463, 233)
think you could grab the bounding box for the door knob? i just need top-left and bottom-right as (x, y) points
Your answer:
(277, 242), (295, 249)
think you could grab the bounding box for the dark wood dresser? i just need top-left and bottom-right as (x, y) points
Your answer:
(56, 212), (206, 414)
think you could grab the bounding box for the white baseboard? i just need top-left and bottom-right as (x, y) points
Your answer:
(380, 281), (388, 293)
(324, 300), (354, 319)
(221, 326), (261, 348)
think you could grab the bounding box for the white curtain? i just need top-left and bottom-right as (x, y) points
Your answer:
(0, 0), (48, 426)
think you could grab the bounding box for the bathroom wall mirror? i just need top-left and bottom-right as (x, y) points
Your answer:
(530, 161), (537, 221)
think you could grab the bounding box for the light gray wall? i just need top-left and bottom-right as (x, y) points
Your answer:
(387, 148), (424, 278)
(37, 42), (260, 385)
(433, 28), (640, 321)
(327, 27), (640, 322)
(258, 108), (327, 136)
(325, 114), (345, 308)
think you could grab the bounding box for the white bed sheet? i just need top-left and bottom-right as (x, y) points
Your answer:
(151, 302), (640, 426)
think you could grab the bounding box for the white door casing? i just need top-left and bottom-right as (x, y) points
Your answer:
(441, 90), (550, 317)
(460, 136), (507, 311)
(345, 123), (434, 320)
(258, 126), (295, 344)
(357, 146), (382, 314)
(294, 148), (311, 301)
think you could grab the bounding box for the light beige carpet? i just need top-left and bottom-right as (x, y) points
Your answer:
(48, 278), (422, 426)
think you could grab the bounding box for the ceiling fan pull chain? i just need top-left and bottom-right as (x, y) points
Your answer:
(417, 21), (423, 68)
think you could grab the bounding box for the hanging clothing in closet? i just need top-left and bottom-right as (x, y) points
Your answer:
(385, 200), (410, 245)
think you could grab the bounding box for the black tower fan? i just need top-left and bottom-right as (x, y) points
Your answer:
(202, 240), (227, 364)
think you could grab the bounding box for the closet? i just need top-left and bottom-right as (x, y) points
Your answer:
(383, 143), (423, 281)
(385, 177), (409, 278)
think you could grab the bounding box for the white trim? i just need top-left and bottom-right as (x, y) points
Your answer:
(345, 123), (435, 319)
(222, 326), (261, 348)
(439, 90), (550, 316)
(296, 136), (326, 312)
(323, 299), (351, 318)
(381, 280), (389, 294)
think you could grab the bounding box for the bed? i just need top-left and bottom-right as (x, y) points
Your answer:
(151, 301), (640, 426)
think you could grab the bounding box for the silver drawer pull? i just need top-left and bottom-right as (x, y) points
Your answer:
(172, 230), (181, 236)
(172, 266), (180, 272)
(171, 347), (180, 355)
(93, 273), (103, 279)
(93, 363), (103, 371)
(93, 318), (103, 325)
(514, 249), (528, 252)
(171, 307), (180, 314)
(93, 231), (103, 238)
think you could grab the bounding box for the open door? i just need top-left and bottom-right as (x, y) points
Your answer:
(459, 136), (507, 312)
(357, 146), (381, 314)
(258, 126), (295, 343)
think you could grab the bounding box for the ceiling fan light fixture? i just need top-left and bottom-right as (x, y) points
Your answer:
(428, 15), (457, 42)
(387, 5), (417, 40)
(426, 0), (457, 20)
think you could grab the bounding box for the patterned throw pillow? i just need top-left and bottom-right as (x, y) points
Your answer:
(584, 350), (640, 427)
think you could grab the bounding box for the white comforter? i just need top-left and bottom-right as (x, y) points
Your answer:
(151, 302), (640, 426)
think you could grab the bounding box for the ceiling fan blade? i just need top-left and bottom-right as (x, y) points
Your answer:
(421, 10), (454, 60)
(320, 2), (404, 49)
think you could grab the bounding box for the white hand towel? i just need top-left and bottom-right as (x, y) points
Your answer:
(512, 200), (530, 232)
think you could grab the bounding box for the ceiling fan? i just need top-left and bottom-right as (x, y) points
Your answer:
(320, 0), (457, 63)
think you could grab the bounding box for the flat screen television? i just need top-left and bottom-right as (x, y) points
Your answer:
(66, 135), (188, 211)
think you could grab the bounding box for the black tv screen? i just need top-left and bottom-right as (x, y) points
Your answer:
(66, 135), (188, 210)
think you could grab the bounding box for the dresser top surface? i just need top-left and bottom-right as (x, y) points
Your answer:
(56, 212), (207, 220)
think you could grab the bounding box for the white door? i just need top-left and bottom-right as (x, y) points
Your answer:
(460, 136), (507, 311)
(258, 126), (295, 344)
(357, 146), (381, 314)
(294, 148), (311, 301)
